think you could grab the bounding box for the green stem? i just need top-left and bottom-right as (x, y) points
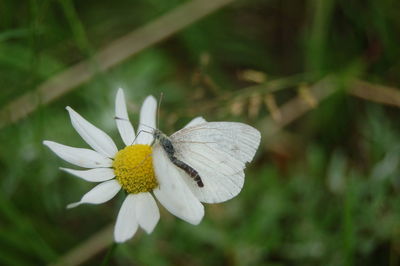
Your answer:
(100, 242), (118, 266)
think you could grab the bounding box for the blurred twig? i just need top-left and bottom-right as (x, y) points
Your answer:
(186, 74), (400, 121)
(50, 224), (114, 266)
(184, 73), (318, 116)
(261, 76), (337, 139)
(0, 0), (234, 129)
(349, 79), (400, 107)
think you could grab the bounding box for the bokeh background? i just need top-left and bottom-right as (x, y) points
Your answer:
(1, 0), (400, 265)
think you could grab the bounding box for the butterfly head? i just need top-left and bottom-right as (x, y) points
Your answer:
(153, 129), (162, 141)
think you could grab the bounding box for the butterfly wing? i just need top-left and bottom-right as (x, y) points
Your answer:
(152, 144), (204, 225)
(170, 122), (261, 203)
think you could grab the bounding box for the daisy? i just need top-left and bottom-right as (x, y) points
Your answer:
(43, 89), (204, 243)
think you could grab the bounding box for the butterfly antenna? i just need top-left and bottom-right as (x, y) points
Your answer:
(139, 123), (156, 130)
(157, 92), (163, 130)
(130, 129), (153, 145)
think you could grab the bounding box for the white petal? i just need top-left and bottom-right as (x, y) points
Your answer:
(114, 194), (139, 243)
(43, 141), (112, 168)
(67, 180), (121, 209)
(184, 116), (207, 128)
(152, 144), (204, 225)
(66, 106), (118, 158)
(115, 89), (135, 146)
(60, 167), (115, 182)
(134, 192), (160, 234)
(135, 96), (157, 145)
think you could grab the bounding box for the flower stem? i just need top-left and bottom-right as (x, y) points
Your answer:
(101, 242), (117, 266)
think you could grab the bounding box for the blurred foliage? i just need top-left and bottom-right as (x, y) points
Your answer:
(1, 0), (400, 265)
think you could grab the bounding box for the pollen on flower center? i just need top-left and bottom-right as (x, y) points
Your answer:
(113, 144), (158, 194)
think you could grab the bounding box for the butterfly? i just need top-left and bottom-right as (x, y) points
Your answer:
(150, 117), (261, 204)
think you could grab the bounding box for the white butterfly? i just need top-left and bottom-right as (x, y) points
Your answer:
(151, 117), (261, 204)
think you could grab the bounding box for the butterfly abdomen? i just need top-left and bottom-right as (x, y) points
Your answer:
(171, 157), (204, 187)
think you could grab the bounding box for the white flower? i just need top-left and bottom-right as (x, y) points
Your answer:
(43, 88), (260, 243)
(44, 89), (202, 243)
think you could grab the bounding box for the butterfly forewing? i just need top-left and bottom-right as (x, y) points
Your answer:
(170, 122), (261, 203)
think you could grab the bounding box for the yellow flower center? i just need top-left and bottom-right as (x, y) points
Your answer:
(113, 144), (158, 194)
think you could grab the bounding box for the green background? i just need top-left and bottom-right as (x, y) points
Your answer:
(1, 0), (400, 265)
